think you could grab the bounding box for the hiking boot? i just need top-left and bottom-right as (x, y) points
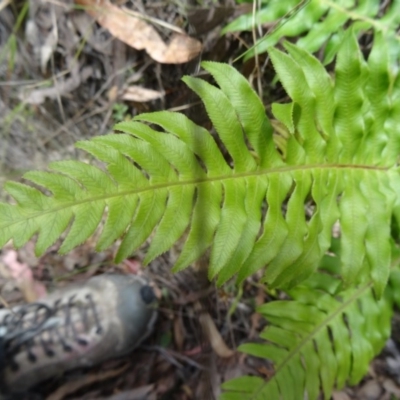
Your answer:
(0, 274), (158, 395)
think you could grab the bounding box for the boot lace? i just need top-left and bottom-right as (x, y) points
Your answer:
(0, 294), (103, 373)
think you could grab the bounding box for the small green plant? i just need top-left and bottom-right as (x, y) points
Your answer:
(223, 0), (400, 64)
(112, 102), (131, 123)
(0, 2), (29, 71)
(1, 26), (400, 398)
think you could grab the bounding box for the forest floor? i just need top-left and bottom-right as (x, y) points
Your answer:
(1, 1), (400, 399)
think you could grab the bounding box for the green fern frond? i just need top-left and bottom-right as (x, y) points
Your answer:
(223, 0), (400, 64)
(0, 29), (399, 295)
(221, 265), (393, 400)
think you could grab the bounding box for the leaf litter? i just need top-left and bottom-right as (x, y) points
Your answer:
(2, 0), (400, 399)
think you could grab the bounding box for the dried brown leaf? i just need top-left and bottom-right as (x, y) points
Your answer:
(0, 249), (47, 302)
(75, 0), (202, 64)
(332, 391), (352, 400)
(121, 86), (164, 102)
(198, 310), (235, 358)
(173, 315), (185, 350)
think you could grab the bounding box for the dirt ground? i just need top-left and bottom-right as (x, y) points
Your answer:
(1, 1), (400, 399)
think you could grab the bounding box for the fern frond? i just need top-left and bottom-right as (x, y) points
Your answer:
(223, 0), (400, 64)
(0, 29), (399, 295)
(221, 266), (393, 400)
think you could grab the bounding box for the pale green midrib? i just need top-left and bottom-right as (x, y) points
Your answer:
(249, 282), (373, 400)
(1, 163), (390, 230)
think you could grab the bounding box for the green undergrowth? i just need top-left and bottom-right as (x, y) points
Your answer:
(1, 24), (400, 399)
(224, 0), (400, 64)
